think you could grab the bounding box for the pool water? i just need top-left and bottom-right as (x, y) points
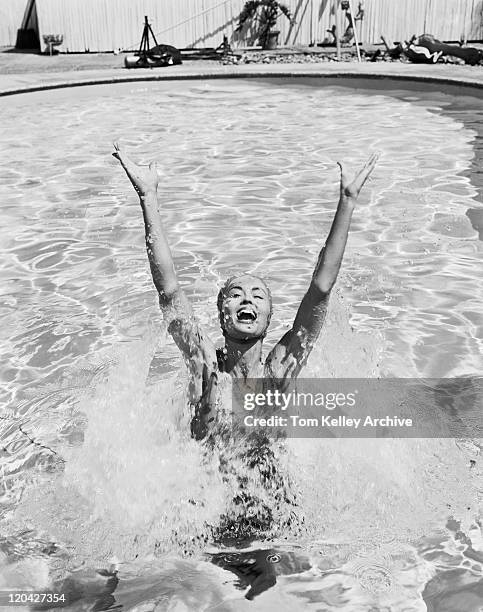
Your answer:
(0, 78), (481, 610)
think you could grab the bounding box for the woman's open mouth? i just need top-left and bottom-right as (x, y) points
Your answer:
(236, 308), (257, 323)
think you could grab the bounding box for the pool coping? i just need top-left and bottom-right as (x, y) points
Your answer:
(1, 61), (483, 97)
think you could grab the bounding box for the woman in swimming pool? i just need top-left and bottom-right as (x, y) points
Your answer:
(113, 143), (377, 441)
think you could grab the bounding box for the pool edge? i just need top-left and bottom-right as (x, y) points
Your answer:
(1, 64), (483, 97)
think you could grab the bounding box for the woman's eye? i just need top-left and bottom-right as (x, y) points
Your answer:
(254, 295), (264, 300)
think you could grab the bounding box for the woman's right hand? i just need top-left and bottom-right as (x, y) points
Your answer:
(113, 142), (159, 197)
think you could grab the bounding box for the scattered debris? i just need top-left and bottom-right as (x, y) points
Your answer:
(374, 33), (483, 66)
(404, 34), (483, 66)
(219, 41), (483, 66)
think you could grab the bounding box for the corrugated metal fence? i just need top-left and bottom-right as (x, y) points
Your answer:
(2, 0), (483, 52)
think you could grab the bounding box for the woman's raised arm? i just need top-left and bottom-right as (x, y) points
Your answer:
(113, 143), (181, 305)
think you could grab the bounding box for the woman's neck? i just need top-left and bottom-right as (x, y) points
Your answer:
(220, 336), (264, 378)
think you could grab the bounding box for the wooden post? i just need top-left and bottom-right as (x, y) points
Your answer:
(347, 0), (361, 61)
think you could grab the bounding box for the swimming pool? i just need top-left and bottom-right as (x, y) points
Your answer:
(0, 78), (481, 610)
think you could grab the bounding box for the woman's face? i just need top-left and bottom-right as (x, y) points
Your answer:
(219, 275), (272, 340)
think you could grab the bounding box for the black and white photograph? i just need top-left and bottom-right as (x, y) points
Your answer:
(0, 1), (482, 610)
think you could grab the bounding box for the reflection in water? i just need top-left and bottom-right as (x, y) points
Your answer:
(209, 548), (311, 600)
(423, 570), (483, 612)
(30, 569), (119, 611)
(467, 207), (483, 239)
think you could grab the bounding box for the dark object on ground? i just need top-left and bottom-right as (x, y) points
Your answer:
(216, 34), (233, 56)
(405, 34), (483, 65)
(179, 38), (241, 61)
(369, 48), (382, 62)
(179, 47), (220, 60)
(236, 1), (294, 50)
(150, 44), (182, 65)
(215, 34), (242, 60)
(380, 35), (404, 60)
(124, 15), (182, 68)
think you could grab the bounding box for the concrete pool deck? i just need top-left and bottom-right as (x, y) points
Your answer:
(1, 59), (483, 97)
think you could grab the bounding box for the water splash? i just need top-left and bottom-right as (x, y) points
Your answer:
(5, 295), (479, 577)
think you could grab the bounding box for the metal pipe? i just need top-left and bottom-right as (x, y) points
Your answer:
(347, 0), (361, 61)
(335, 0), (341, 61)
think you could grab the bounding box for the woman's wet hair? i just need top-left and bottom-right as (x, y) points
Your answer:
(217, 274), (273, 336)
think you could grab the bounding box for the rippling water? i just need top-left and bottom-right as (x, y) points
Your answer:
(0, 79), (482, 610)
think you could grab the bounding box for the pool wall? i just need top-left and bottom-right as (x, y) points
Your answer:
(1, 62), (483, 98)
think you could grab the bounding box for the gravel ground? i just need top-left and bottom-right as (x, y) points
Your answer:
(1, 44), (482, 75)
(0, 46), (383, 74)
(0, 48), (223, 74)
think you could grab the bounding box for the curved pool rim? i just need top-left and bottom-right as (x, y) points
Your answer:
(2, 63), (483, 98)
